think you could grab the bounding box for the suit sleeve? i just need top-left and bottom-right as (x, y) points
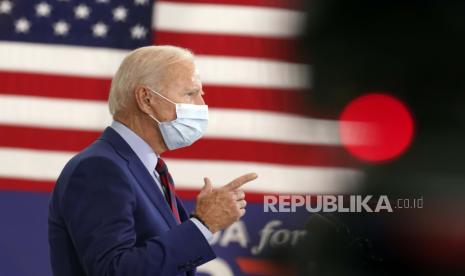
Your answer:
(61, 157), (216, 276)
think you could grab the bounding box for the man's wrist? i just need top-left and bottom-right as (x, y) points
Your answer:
(190, 217), (214, 242)
(190, 213), (210, 231)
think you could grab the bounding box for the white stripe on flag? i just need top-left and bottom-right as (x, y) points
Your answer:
(153, 2), (305, 38)
(0, 42), (126, 78)
(0, 42), (309, 89)
(196, 55), (309, 89)
(0, 147), (363, 194)
(0, 95), (346, 145)
(166, 158), (363, 194)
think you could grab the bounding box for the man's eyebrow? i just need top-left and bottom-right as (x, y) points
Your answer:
(186, 88), (200, 93)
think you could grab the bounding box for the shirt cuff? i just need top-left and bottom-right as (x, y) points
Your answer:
(190, 218), (213, 242)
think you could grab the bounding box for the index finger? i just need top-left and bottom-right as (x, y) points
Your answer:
(223, 173), (258, 191)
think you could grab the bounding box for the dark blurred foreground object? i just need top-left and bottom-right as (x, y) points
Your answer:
(301, 0), (465, 127)
(296, 0), (465, 275)
(297, 214), (383, 276)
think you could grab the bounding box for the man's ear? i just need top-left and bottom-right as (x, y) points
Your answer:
(134, 86), (153, 113)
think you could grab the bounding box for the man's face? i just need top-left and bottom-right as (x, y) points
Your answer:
(150, 59), (205, 122)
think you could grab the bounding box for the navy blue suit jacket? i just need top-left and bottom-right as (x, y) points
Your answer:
(48, 127), (216, 276)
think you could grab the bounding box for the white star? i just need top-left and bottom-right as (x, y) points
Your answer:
(134, 0), (148, 6)
(15, 17), (31, 33)
(92, 22), (108, 37)
(35, 2), (52, 17)
(130, 24), (147, 40)
(53, 20), (70, 36)
(74, 4), (90, 19)
(96, 0), (109, 3)
(0, 0), (13, 14)
(112, 6), (127, 22)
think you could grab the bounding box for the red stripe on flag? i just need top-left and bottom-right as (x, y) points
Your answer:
(0, 70), (110, 101)
(0, 125), (99, 152)
(154, 31), (299, 62)
(168, 188), (283, 203)
(0, 71), (322, 116)
(0, 177), (290, 203)
(0, 125), (358, 167)
(158, 0), (302, 10)
(203, 85), (314, 116)
(0, 177), (54, 193)
(165, 138), (358, 167)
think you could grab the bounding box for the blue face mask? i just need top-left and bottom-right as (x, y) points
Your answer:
(146, 88), (209, 150)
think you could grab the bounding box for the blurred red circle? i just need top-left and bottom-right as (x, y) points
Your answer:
(339, 93), (414, 163)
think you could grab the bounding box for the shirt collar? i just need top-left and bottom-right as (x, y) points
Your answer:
(110, 120), (158, 173)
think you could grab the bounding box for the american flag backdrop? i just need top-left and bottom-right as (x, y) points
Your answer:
(0, 0), (362, 275)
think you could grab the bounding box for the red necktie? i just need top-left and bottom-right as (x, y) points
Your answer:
(155, 158), (181, 223)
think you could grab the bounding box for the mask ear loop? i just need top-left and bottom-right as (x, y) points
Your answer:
(148, 114), (161, 124)
(146, 87), (177, 105)
(145, 87), (178, 124)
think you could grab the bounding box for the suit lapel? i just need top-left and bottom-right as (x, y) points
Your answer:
(128, 161), (180, 228)
(100, 127), (178, 228)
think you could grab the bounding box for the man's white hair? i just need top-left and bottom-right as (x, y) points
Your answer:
(108, 45), (194, 115)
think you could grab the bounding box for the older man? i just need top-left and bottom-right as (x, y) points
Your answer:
(48, 46), (257, 276)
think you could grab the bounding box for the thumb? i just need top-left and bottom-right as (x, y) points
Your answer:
(199, 177), (213, 196)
